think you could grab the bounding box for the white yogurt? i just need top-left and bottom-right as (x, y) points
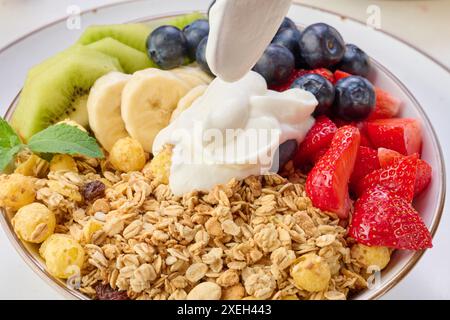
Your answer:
(206, 0), (292, 82)
(153, 71), (317, 195)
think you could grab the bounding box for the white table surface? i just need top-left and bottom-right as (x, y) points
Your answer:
(0, 0), (449, 300)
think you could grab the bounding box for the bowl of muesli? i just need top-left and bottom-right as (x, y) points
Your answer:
(0, 1), (445, 300)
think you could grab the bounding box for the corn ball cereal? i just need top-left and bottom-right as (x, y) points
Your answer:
(50, 154), (78, 172)
(290, 253), (331, 292)
(12, 203), (55, 243)
(351, 244), (391, 270)
(109, 137), (146, 172)
(147, 144), (173, 184)
(39, 234), (85, 279)
(0, 174), (36, 210)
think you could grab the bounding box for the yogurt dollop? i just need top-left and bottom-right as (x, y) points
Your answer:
(153, 71), (317, 195)
(206, 0), (292, 82)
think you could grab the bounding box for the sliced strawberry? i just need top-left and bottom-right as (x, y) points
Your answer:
(333, 119), (373, 148)
(365, 118), (422, 155)
(356, 154), (418, 202)
(306, 126), (360, 218)
(349, 146), (380, 189)
(333, 70), (351, 83)
(378, 148), (432, 196)
(367, 88), (401, 120)
(349, 186), (432, 250)
(294, 116), (337, 166)
(270, 68), (334, 92)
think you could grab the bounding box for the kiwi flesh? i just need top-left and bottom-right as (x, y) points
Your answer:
(11, 46), (122, 141)
(77, 23), (151, 52)
(87, 37), (156, 73)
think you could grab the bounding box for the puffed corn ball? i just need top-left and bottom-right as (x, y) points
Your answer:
(82, 219), (103, 242)
(12, 203), (55, 243)
(49, 154), (78, 172)
(290, 253), (331, 292)
(14, 154), (49, 178)
(109, 137), (146, 172)
(148, 144), (173, 184)
(39, 234), (85, 279)
(351, 244), (391, 270)
(0, 174), (36, 210)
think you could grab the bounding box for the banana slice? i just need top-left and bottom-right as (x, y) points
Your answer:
(87, 71), (131, 152)
(171, 85), (208, 122)
(174, 65), (213, 84)
(121, 69), (192, 152)
(172, 68), (207, 88)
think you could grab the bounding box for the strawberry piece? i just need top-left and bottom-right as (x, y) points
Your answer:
(356, 154), (418, 202)
(365, 118), (422, 155)
(378, 148), (432, 196)
(333, 119), (373, 148)
(333, 70), (351, 83)
(270, 68), (334, 92)
(294, 116), (337, 166)
(349, 187), (432, 250)
(349, 146), (380, 189)
(368, 88), (401, 120)
(306, 126), (360, 218)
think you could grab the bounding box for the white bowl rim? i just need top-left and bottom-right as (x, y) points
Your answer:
(0, 2), (446, 301)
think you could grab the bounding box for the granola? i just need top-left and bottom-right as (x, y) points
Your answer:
(1, 153), (379, 300)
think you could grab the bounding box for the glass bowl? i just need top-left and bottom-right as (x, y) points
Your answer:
(0, 9), (445, 300)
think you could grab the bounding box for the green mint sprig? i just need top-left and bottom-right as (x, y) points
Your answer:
(0, 117), (104, 172)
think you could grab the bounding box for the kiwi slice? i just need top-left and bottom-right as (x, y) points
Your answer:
(77, 23), (151, 52)
(11, 46), (122, 141)
(77, 12), (206, 54)
(87, 37), (156, 73)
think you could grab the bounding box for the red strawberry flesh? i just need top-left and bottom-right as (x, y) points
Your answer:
(366, 118), (422, 155)
(356, 154), (418, 202)
(349, 186), (432, 250)
(306, 126), (360, 218)
(350, 146), (380, 189)
(368, 88), (401, 120)
(333, 70), (351, 83)
(294, 116), (337, 166)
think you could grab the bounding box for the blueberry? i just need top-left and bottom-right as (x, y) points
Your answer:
(299, 23), (345, 69)
(334, 76), (376, 120)
(272, 139), (298, 172)
(183, 19), (210, 59)
(291, 74), (335, 116)
(277, 17), (297, 34)
(196, 36), (213, 75)
(253, 44), (295, 86)
(272, 27), (305, 68)
(147, 25), (188, 69)
(336, 44), (371, 77)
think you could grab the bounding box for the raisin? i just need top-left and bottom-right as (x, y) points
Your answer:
(83, 180), (106, 202)
(95, 283), (129, 300)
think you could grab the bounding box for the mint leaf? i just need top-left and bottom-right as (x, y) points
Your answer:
(0, 117), (21, 149)
(0, 145), (22, 172)
(28, 124), (104, 158)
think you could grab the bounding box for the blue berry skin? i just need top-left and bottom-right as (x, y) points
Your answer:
(196, 36), (213, 75)
(299, 23), (345, 69)
(272, 27), (306, 68)
(336, 44), (371, 77)
(272, 139), (298, 172)
(291, 74), (335, 116)
(334, 76), (376, 121)
(253, 44), (295, 86)
(277, 17), (297, 34)
(147, 25), (188, 69)
(183, 19), (210, 60)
